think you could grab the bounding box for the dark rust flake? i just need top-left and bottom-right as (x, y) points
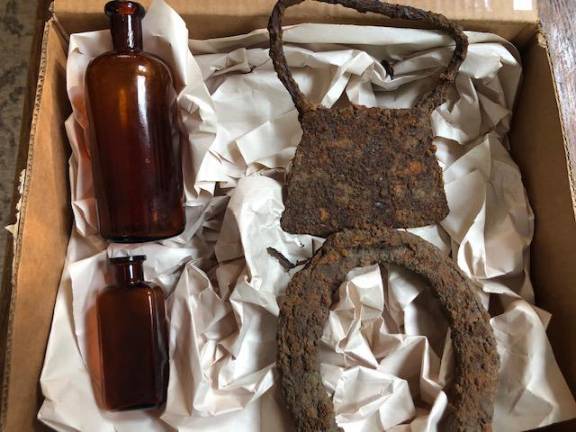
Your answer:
(276, 227), (499, 432)
(268, 0), (468, 236)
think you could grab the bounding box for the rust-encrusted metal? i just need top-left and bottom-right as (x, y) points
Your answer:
(268, 0), (468, 237)
(276, 227), (499, 432)
(268, 2), (495, 431)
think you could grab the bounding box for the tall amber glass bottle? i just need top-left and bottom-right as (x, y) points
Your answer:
(97, 256), (169, 410)
(85, 1), (185, 243)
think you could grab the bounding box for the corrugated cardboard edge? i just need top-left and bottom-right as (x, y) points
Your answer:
(53, 0), (540, 23)
(537, 27), (576, 223)
(0, 18), (52, 431)
(52, 0), (539, 43)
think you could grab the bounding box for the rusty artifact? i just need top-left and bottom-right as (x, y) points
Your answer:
(276, 227), (499, 432)
(268, 0), (468, 236)
(268, 2), (495, 430)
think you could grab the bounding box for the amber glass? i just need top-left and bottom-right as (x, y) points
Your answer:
(85, 1), (185, 243)
(97, 256), (169, 410)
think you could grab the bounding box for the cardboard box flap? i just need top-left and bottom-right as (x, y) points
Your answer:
(54, 0), (540, 22)
(1, 18), (71, 432)
(53, 0), (539, 42)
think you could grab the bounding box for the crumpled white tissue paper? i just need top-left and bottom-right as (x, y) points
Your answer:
(38, 0), (576, 431)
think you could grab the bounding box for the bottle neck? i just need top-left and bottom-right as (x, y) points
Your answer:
(114, 261), (144, 286)
(106, 1), (144, 53)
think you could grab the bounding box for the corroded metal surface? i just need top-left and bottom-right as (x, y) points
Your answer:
(268, 0), (468, 236)
(268, 2), (497, 431)
(276, 227), (499, 432)
(280, 104), (449, 236)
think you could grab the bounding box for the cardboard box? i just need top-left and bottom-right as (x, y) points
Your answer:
(1, 0), (575, 430)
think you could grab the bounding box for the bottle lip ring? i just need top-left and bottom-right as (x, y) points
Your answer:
(105, 1), (146, 18)
(109, 255), (146, 264)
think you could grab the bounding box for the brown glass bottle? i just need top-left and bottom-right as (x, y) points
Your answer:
(85, 1), (185, 243)
(97, 256), (169, 410)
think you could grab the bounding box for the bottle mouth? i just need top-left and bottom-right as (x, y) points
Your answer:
(109, 255), (146, 264)
(105, 1), (145, 18)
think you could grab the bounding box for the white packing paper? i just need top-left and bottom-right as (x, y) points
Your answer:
(38, 0), (576, 431)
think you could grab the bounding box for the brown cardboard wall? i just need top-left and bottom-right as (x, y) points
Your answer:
(1, 20), (71, 432)
(53, 0), (538, 43)
(55, 0), (540, 22)
(510, 35), (576, 394)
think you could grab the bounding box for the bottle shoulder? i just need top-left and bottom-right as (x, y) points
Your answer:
(86, 50), (173, 81)
(99, 282), (160, 300)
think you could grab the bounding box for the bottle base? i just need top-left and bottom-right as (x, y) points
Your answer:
(105, 226), (185, 244)
(108, 401), (162, 411)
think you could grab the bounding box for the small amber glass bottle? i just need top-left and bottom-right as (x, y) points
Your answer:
(85, 1), (185, 243)
(97, 256), (169, 410)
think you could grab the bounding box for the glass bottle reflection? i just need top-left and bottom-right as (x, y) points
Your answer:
(97, 256), (169, 410)
(85, 1), (185, 242)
